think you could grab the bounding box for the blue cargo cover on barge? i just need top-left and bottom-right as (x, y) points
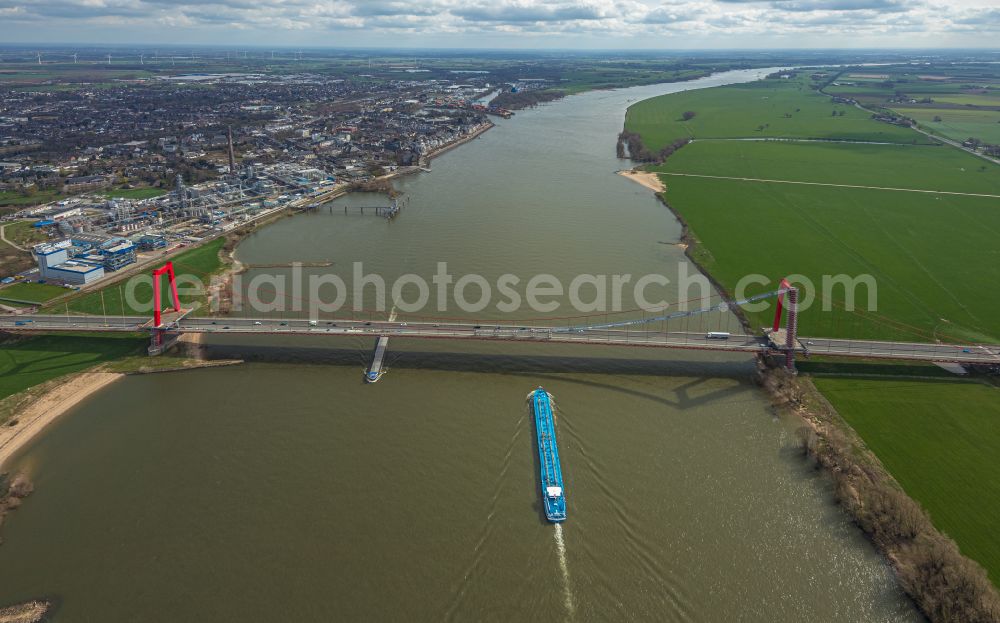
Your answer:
(530, 387), (566, 522)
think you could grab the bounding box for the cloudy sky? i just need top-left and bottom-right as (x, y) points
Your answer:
(0, 0), (996, 48)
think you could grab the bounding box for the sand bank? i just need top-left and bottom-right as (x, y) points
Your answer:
(617, 170), (665, 193)
(0, 372), (123, 469)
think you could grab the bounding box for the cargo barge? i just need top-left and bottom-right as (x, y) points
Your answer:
(529, 387), (567, 522)
(365, 335), (389, 383)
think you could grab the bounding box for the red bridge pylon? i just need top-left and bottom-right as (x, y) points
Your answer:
(152, 261), (181, 328)
(771, 277), (799, 372)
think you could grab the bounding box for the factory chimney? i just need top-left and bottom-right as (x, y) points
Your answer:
(227, 126), (237, 176)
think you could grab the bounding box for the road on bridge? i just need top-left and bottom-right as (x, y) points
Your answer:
(3, 314), (1000, 364)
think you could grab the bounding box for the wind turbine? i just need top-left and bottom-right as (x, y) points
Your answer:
(37, 52), (42, 65)
(139, 54), (144, 65)
(107, 53), (112, 65)
(72, 52), (78, 64)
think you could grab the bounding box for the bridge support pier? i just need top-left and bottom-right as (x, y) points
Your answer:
(147, 329), (180, 356)
(784, 287), (799, 373)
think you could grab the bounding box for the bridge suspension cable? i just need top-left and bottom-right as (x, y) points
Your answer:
(553, 287), (790, 333)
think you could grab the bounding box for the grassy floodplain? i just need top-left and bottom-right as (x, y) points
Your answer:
(0, 334), (145, 403)
(648, 140), (1000, 342)
(628, 75), (1000, 343)
(660, 140), (1000, 192)
(814, 377), (1000, 583)
(626, 68), (1000, 592)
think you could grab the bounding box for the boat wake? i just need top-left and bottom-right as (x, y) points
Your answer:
(444, 408), (526, 622)
(554, 523), (576, 618)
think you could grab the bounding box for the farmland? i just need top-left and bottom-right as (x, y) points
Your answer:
(893, 107), (1000, 145)
(815, 377), (1000, 584)
(656, 140), (1000, 194)
(822, 63), (1000, 149)
(658, 176), (1000, 342)
(624, 73), (934, 151)
(628, 72), (1000, 343)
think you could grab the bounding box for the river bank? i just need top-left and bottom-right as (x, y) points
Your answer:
(0, 372), (123, 471)
(421, 121), (494, 163)
(0, 345), (243, 473)
(759, 363), (1000, 622)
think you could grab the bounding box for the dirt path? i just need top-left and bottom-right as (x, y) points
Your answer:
(660, 172), (1000, 199)
(0, 224), (26, 252)
(0, 372), (123, 469)
(691, 137), (909, 146)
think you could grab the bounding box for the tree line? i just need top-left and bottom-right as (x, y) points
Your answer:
(617, 130), (690, 163)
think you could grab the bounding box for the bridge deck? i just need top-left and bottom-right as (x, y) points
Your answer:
(3, 315), (999, 365)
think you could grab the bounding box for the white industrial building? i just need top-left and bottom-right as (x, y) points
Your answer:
(34, 241), (106, 285)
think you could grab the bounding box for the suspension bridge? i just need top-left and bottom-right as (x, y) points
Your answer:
(2, 264), (999, 369)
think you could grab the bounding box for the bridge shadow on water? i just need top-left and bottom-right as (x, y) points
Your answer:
(199, 341), (757, 376)
(198, 341), (760, 411)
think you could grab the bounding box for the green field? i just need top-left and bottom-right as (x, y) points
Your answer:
(655, 140), (1000, 194)
(629, 75), (1000, 343)
(814, 377), (1000, 583)
(625, 75), (933, 151)
(102, 188), (168, 200)
(0, 189), (64, 208)
(0, 282), (70, 304)
(0, 334), (146, 403)
(660, 176), (1000, 341)
(893, 107), (1000, 145)
(930, 93), (1000, 106)
(48, 237), (226, 316)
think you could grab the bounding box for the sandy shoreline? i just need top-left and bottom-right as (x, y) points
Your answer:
(618, 170), (666, 193)
(0, 372), (123, 470)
